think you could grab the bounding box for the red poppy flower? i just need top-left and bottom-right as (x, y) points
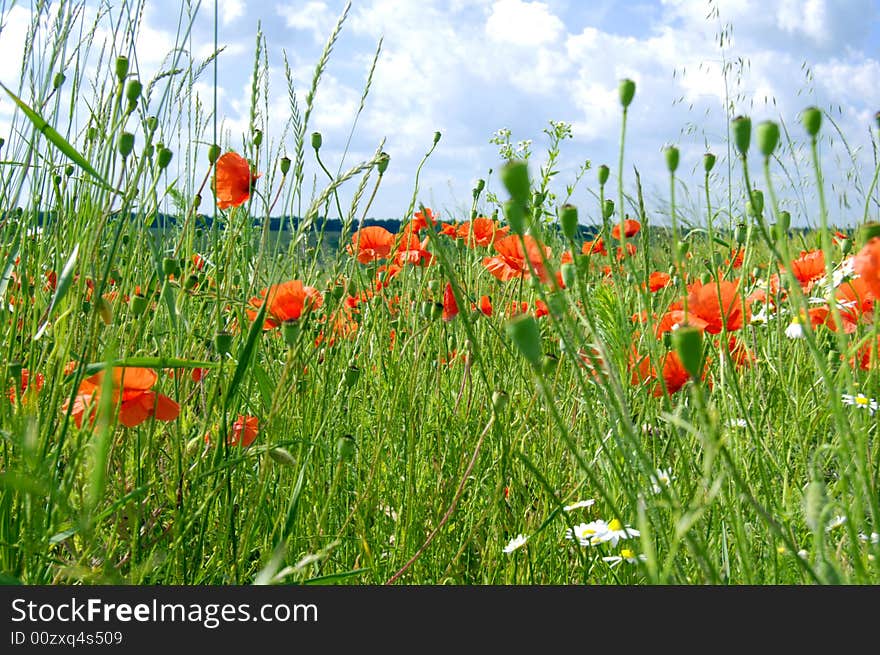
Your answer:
(411, 207), (438, 232)
(534, 299), (549, 318)
(482, 235), (552, 283)
(647, 271), (671, 292)
(582, 237), (607, 256)
(477, 295), (493, 316)
(831, 276), (873, 333)
(852, 335), (880, 370)
(616, 243), (637, 260)
(655, 310), (708, 337)
(612, 219), (641, 239)
(630, 348), (691, 397)
(229, 415), (259, 447)
(853, 238), (880, 300)
(788, 250), (825, 292)
(215, 152), (260, 209)
(686, 279), (749, 333)
(442, 283), (459, 322)
(349, 226), (396, 264)
(65, 367), (180, 429)
(440, 222), (459, 237)
(723, 336), (754, 368)
(7, 369), (44, 403)
(247, 279), (323, 330)
(727, 248), (745, 269)
(457, 217), (509, 248)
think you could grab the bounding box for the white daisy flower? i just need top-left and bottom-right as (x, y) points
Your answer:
(563, 499), (596, 512)
(565, 520), (609, 547)
(750, 306), (772, 325)
(858, 532), (879, 544)
(784, 320), (805, 339)
(727, 418), (748, 428)
(503, 534), (528, 554)
(841, 393), (879, 415)
(649, 468), (675, 494)
(797, 549), (809, 559)
(596, 518), (641, 547)
(602, 548), (647, 567)
(825, 515), (847, 532)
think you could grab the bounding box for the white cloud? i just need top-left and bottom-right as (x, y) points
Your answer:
(218, 0), (246, 26)
(485, 0), (564, 46)
(276, 1), (336, 43)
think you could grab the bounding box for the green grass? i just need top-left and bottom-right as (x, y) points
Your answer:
(0, 0), (878, 585)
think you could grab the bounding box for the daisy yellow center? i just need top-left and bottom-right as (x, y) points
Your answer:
(620, 548), (635, 559)
(856, 395), (869, 406)
(608, 519), (623, 531)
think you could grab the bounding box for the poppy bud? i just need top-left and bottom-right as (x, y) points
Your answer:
(491, 390), (508, 413)
(619, 78), (636, 108)
(53, 174), (62, 187)
(193, 194), (202, 210)
(157, 147), (173, 170)
(377, 151), (390, 174)
(672, 325), (703, 379)
(703, 152), (716, 173)
(253, 130), (263, 147)
(81, 300), (91, 314)
(53, 71), (65, 89)
(280, 156), (291, 175)
(664, 146), (680, 173)
(561, 263), (576, 288)
(117, 131), (134, 158)
(433, 131), (442, 145)
(282, 320), (301, 347)
(309, 131), (323, 150)
(269, 447), (297, 468)
(146, 116), (158, 132)
(597, 164), (610, 186)
(125, 79), (142, 103)
(602, 199), (614, 220)
(731, 116), (751, 157)
(500, 159), (530, 207)
(212, 332), (231, 356)
(504, 199), (526, 235)
(97, 297), (113, 325)
(343, 365), (360, 388)
(734, 222), (747, 245)
(115, 56), (129, 82)
(804, 477), (826, 532)
(143, 144), (154, 158)
(757, 120), (780, 157)
(184, 274), (198, 291)
(560, 204), (579, 240)
(506, 314), (542, 367)
(541, 354), (559, 375)
(748, 189), (764, 217)
(208, 144), (221, 165)
(130, 294), (148, 316)
(473, 178), (485, 197)
(801, 106), (822, 138)
(777, 210), (791, 233)
(336, 434), (356, 462)
(841, 236), (852, 255)
(162, 257), (179, 277)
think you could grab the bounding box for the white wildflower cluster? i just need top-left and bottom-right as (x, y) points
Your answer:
(565, 518), (640, 548)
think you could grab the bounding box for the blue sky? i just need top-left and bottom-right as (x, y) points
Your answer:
(1, 0), (878, 226)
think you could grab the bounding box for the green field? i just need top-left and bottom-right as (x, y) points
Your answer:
(1, 1), (879, 586)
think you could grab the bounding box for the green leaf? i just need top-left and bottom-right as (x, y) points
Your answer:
(34, 244), (78, 340)
(224, 299), (267, 409)
(303, 568), (370, 585)
(1, 83), (116, 192)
